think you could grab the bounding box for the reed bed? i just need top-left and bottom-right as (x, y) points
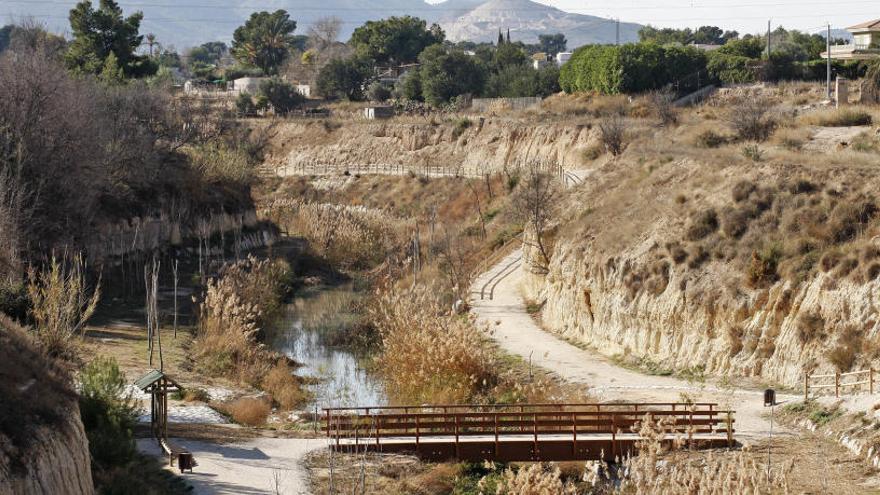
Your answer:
(372, 283), (496, 404)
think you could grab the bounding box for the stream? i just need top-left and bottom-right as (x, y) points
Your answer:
(270, 284), (386, 408)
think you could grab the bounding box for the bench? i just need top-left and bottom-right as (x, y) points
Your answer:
(160, 439), (196, 473)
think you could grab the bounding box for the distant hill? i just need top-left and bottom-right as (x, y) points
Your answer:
(1, 0), (640, 50)
(441, 0), (641, 47)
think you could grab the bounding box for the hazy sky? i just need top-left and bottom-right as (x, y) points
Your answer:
(536, 0), (877, 34)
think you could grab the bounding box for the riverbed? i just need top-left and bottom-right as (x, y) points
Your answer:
(271, 284), (386, 409)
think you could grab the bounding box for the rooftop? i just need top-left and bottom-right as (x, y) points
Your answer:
(847, 19), (880, 31)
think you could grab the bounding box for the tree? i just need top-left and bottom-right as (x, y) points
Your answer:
(512, 163), (558, 269)
(0, 25), (11, 53)
(189, 41), (227, 66)
(308, 16), (342, 50)
(316, 56), (371, 100)
(493, 42), (527, 71)
(538, 33), (566, 56)
(418, 45), (485, 106)
(259, 78), (305, 114)
(0, 21), (67, 57)
(232, 10), (297, 75)
(65, 0), (155, 78)
(350, 16), (444, 65)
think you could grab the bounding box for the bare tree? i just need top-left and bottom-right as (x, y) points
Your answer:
(307, 17), (342, 51)
(144, 257), (162, 369)
(649, 89), (678, 126)
(511, 163), (559, 270)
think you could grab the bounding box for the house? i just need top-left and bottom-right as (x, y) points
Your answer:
(296, 84), (311, 98)
(375, 64), (420, 85)
(556, 52), (572, 66)
(822, 19), (880, 60)
(532, 52), (551, 69)
(231, 77), (267, 95)
(364, 106), (394, 120)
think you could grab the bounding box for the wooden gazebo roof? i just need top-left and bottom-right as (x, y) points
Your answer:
(134, 369), (182, 392)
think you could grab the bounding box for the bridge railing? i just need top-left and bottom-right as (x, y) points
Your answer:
(322, 403), (734, 450)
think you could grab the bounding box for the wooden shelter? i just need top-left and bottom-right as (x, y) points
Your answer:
(134, 369), (182, 443)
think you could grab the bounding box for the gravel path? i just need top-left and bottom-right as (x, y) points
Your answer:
(470, 249), (796, 443)
(138, 436), (326, 494)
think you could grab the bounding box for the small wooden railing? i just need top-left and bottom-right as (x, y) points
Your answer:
(804, 368), (875, 399)
(322, 403), (735, 459)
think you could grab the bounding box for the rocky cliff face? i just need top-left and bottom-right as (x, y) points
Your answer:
(0, 414), (94, 495)
(0, 319), (94, 495)
(268, 120), (597, 175)
(520, 153), (880, 387)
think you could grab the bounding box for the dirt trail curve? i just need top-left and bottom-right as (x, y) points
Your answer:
(470, 249), (797, 443)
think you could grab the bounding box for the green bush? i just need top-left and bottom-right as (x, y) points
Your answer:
(79, 356), (139, 470)
(560, 42), (707, 95)
(235, 92), (255, 117)
(707, 52), (757, 84)
(0, 282), (30, 322)
(258, 78), (304, 115)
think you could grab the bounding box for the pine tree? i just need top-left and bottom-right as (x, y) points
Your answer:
(507, 28), (511, 43)
(497, 30), (504, 46)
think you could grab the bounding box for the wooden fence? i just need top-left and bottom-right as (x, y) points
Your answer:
(804, 368), (875, 399)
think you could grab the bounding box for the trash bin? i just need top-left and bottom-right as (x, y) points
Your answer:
(763, 388), (776, 407)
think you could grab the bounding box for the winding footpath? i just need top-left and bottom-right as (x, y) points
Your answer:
(470, 248), (796, 443)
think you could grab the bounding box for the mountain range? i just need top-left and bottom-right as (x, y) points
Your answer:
(3, 0), (641, 51)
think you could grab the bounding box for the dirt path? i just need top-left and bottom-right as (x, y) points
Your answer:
(470, 249), (796, 443)
(138, 436), (325, 495)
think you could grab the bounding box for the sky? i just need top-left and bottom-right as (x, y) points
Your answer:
(534, 0), (878, 34)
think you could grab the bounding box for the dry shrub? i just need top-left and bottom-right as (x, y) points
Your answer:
(27, 255), (101, 359)
(801, 108), (873, 127)
(212, 255), (291, 327)
(614, 417), (792, 494)
(266, 200), (405, 269)
(487, 463), (577, 495)
(827, 200), (877, 244)
(648, 89), (677, 126)
(720, 207), (749, 238)
(797, 311), (826, 344)
(731, 180), (756, 202)
(685, 209), (719, 241)
(225, 397), (270, 426)
(261, 361), (306, 409)
(774, 127), (811, 151)
(746, 246), (781, 288)
(727, 97), (777, 142)
(827, 325), (862, 372)
(372, 284), (495, 404)
(598, 115), (626, 156)
(184, 142), (254, 185)
(694, 129), (729, 148)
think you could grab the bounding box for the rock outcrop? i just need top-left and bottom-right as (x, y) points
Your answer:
(0, 318), (94, 495)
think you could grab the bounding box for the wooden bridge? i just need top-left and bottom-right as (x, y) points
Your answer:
(322, 403), (735, 462)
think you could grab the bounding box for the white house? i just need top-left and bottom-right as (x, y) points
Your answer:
(822, 19), (880, 60)
(231, 77), (266, 95)
(556, 52), (572, 66)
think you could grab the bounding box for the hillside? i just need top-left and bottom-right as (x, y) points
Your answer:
(442, 0), (641, 46)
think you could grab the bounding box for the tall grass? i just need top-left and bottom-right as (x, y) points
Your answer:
(266, 200), (407, 270)
(27, 255), (100, 359)
(372, 284), (496, 404)
(193, 256), (305, 407)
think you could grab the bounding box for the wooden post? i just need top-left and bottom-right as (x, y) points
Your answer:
(533, 413), (538, 459)
(494, 413), (499, 458)
(726, 411), (733, 448)
(375, 415), (380, 450)
(454, 415), (460, 459)
(836, 372), (841, 398)
(871, 368), (875, 395)
(325, 410), (331, 438)
(804, 372), (809, 400)
(611, 413), (617, 460)
(415, 414), (420, 447)
(571, 412), (577, 457)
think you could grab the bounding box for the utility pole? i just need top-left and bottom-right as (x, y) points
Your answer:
(616, 18), (620, 46)
(827, 23), (833, 101)
(766, 20), (771, 58)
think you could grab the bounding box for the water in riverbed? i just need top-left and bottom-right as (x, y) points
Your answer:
(271, 284), (386, 408)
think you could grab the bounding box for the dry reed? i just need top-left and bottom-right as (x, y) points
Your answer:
(27, 254), (101, 359)
(372, 283), (496, 404)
